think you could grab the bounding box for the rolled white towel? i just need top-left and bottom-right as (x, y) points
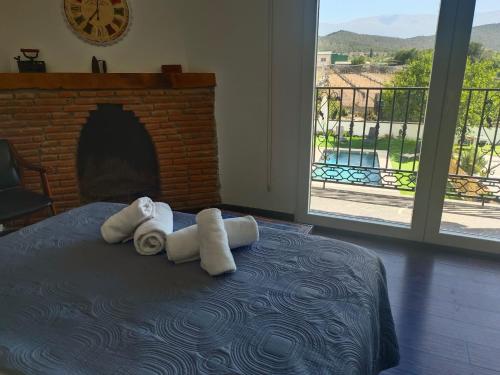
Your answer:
(225, 216), (260, 248)
(165, 225), (199, 264)
(197, 208), (236, 276)
(133, 202), (174, 256)
(165, 216), (259, 264)
(101, 197), (156, 244)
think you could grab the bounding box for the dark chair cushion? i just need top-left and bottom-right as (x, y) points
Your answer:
(0, 140), (21, 190)
(0, 188), (53, 221)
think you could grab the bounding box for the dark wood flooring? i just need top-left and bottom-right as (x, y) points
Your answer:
(313, 227), (500, 375)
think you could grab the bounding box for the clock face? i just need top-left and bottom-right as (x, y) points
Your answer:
(64, 0), (130, 45)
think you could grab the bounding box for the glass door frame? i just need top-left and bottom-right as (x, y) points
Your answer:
(417, 0), (500, 254)
(296, 0), (499, 253)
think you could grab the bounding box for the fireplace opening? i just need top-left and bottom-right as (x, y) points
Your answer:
(77, 104), (160, 203)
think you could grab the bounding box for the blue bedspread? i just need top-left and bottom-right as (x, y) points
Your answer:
(0, 203), (399, 374)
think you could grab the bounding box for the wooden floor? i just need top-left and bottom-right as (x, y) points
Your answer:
(313, 227), (500, 375)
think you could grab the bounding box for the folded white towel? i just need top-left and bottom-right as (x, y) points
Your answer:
(101, 197), (156, 244)
(165, 216), (259, 264)
(133, 202), (174, 256)
(197, 208), (236, 276)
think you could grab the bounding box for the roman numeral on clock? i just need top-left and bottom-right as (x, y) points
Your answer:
(83, 23), (93, 34)
(106, 24), (116, 35)
(112, 18), (123, 28)
(114, 7), (125, 16)
(74, 15), (85, 25)
(96, 26), (107, 37)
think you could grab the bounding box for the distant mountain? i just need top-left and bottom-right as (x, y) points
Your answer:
(318, 11), (500, 38)
(318, 23), (500, 53)
(319, 14), (438, 38)
(318, 30), (432, 54)
(470, 23), (500, 51)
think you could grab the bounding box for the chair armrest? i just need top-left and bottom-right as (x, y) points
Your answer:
(6, 140), (53, 174)
(21, 161), (53, 198)
(6, 140), (54, 197)
(17, 159), (49, 173)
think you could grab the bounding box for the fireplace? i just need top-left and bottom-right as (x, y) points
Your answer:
(0, 72), (220, 214)
(77, 104), (160, 203)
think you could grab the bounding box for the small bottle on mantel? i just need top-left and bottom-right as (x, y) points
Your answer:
(91, 56), (107, 73)
(91, 56), (99, 73)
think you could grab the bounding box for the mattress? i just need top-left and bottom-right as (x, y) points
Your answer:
(0, 203), (399, 374)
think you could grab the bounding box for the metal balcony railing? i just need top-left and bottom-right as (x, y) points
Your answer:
(312, 86), (500, 203)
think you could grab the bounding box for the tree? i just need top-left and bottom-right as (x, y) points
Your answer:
(391, 50), (433, 87)
(459, 57), (499, 136)
(351, 55), (366, 65)
(491, 52), (500, 79)
(459, 149), (487, 176)
(468, 42), (485, 63)
(381, 50), (499, 131)
(315, 89), (349, 122)
(380, 51), (433, 122)
(393, 48), (419, 65)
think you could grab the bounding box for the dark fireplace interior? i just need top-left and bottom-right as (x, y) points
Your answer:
(77, 104), (160, 203)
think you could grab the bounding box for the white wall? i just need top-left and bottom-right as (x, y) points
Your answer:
(0, 0), (188, 72)
(1, 0), (309, 215)
(182, 0), (306, 214)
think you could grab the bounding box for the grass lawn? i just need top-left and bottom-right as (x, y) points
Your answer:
(451, 143), (500, 157)
(314, 134), (500, 196)
(314, 117), (500, 198)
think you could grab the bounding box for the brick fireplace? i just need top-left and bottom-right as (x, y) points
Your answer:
(77, 103), (161, 203)
(0, 72), (220, 214)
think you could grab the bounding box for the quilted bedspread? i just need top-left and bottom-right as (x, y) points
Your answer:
(0, 203), (399, 374)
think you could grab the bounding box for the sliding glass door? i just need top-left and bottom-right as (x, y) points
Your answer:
(428, 0), (500, 251)
(310, 0), (441, 228)
(298, 0), (499, 252)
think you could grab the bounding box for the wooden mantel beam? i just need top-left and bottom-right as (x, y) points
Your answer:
(0, 72), (216, 90)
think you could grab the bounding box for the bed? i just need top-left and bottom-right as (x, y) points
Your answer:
(0, 203), (399, 374)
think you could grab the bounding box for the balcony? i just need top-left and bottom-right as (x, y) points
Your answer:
(311, 86), (500, 239)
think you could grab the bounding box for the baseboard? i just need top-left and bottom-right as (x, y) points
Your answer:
(180, 204), (295, 222)
(217, 204), (295, 222)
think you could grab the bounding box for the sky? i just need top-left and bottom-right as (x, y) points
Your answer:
(319, 0), (500, 24)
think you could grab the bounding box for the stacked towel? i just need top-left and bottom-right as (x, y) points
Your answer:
(197, 208), (236, 276)
(165, 216), (259, 264)
(133, 202), (173, 256)
(100, 198), (260, 277)
(101, 197), (156, 244)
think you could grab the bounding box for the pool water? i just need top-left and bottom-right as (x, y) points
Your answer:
(313, 150), (382, 185)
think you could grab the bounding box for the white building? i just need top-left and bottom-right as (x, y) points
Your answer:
(317, 51), (333, 67)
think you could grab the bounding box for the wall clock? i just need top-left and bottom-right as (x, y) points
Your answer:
(63, 0), (130, 45)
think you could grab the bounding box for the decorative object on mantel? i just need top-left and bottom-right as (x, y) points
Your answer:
(14, 49), (46, 73)
(91, 56), (108, 73)
(63, 0), (130, 46)
(161, 65), (183, 74)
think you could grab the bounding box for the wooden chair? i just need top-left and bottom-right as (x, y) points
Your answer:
(0, 140), (56, 230)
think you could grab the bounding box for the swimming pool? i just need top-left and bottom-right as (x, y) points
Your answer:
(313, 150), (382, 185)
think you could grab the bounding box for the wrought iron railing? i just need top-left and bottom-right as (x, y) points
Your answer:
(312, 86), (500, 203)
